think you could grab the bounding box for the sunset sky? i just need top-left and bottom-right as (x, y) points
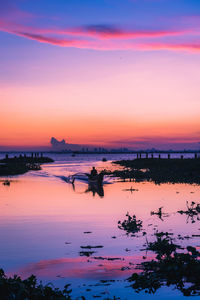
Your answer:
(1, 0), (200, 150)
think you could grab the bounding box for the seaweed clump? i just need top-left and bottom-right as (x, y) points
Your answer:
(128, 232), (200, 296)
(118, 213), (143, 236)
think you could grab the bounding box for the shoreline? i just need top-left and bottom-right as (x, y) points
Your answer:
(0, 155), (54, 176)
(109, 157), (200, 185)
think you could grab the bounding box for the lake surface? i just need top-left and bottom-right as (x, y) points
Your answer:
(0, 153), (199, 299)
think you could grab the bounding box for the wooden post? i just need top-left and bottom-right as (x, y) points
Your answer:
(181, 155), (183, 159)
(159, 154), (161, 159)
(146, 153), (148, 159)
(151, 153), (153, 159)
(137, 153), (139, 159)
(195, 153), (197, 159)
(168, 154), (170, 159)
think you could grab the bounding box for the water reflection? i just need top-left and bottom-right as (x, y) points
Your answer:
(85, 183), (104, 198)
(128, 232), (200, 296)
(0, 156), (200, 299)
(12, 256), (137, 280)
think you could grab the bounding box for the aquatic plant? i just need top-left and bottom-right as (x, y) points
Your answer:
(150, 207), (169, 221)
(0, 269), (72, 300)
(80, 245), (103, 249)
(146, 232), (181, 259)
(79, 251), (96, 257)
(178, 201), (200, 223)
(118, 213), (143, 235)
(123, 187), (138, 193)
(128, 233), (200, 296)
(0, 269), (120, 299)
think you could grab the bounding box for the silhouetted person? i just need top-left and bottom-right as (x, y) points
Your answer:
(91, 167), (97, 177)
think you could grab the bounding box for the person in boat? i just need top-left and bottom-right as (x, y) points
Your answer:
(90, 166), (98, 178)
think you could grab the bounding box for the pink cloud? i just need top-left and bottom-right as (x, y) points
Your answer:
(1, 9), (200, 53)
(1, 24), (200, 53)
(60, 25), (189, 40)
(13, 31), (88, 48)
(138, 41), (200, 52)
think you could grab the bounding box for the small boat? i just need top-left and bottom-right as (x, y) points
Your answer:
(88, 174), (104, 185)
(65, 172), (104, 186)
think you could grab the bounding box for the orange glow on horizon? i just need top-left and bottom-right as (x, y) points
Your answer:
(1, 50), (200, 148)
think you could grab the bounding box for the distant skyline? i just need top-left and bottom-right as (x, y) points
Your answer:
(0, 137), (199, 151)
(1, 0), (200, 150)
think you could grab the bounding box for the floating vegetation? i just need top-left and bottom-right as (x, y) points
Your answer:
(92, 257), (122, 261)
(79, 251), (96, 257)
(178, 201), (200, 223)
(118, 213), (143, 236)
(146, 232), (182, 259)
(80, 245), (103, 249)
(83, 231), (92, 234)
(100, 280), (116, 284)
(122, 187), (138, 193)
(121, 266), (131, 271)
(0, 269), (72, 300)
(177, 234), (191, 240)
(128, 237), (200, 296)
(150, 207), (169, 221)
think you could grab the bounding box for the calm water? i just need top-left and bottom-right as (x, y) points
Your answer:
(0, 153), (199, 299)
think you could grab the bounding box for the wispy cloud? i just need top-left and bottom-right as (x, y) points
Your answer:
(13, 31), (84, 47)
(1, 7), (200, 52)
(62, 24), (188, 39)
